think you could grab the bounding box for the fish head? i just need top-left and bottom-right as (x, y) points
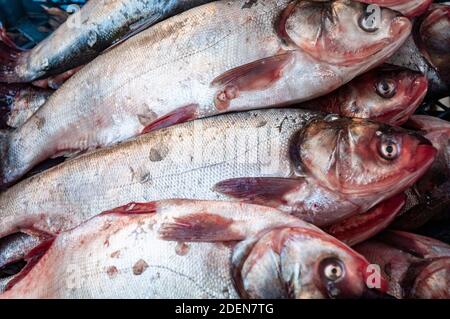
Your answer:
(416, 4), (450, 88)
(295, 116), (437, 202)
(284, 0), (411, 67)
(338, 65), (428, 125)
(231, 226), (389, 299)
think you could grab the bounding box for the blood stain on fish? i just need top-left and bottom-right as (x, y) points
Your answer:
(133, 259), (149, 276)
(106, 266), (118, 279)
(175, 242), (190, 256)
(110, 250), (121, 258)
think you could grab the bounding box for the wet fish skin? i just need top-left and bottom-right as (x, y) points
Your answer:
(388, 4), (450, 99)
(299, 65), (428, 125)
(0, 84), (53, 129)
(0, 0), (212, 83)
(0, 200), (381, 299)
(0, 109), (436, 243)
(0, 233), (40, 272)
(0, 0), (412, 188)
(355, 230), (450, 299)
(392, 115), (450, 230)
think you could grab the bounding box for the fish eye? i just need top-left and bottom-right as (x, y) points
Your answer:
(376, 79), (397, 98)
(358, 9), (379, 33)
(321, 258), (344, 282)
(379, 139), (399, 160)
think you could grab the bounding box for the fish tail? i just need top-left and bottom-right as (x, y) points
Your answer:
(0, 27), (26, 83)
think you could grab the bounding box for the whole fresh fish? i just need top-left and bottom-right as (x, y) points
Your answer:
(392, 115), (450, 230)
(388, 4), (450, 99)
(0, 84), (53, 129)
(0, 109), (436, 268)
(0, 0), (412, 188)
(0, 64), (427, 134)
(0, 0), (212, 83)
(355, 230), (450, 299)
(299, 65), (427, 125)
(0, 200), (388, 299)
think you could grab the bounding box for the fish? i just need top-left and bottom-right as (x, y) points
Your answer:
(392, 115), (450, 230)
(0, 64), (427, 137)
(0, 84), (53, 129)
(355, 230), (450, 299)
(0, 199), (388, 299)
(0, 0), (412, 188)
(388, 4), (450, 99)
(0, 109), (436, 266)
(357, 0), (432, 17)
(0, 0), (212, 83)
(299, 65), (427, 125)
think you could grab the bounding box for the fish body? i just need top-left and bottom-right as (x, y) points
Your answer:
(0, 109), (436, 246)
(355, 230), (450, 299)
(2, 64), (427, 132)
(0, 0), (412, 188)
(0, 200), (382, 299)
(0, 0), (212, 83)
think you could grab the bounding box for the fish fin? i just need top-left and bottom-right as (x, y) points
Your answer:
(213, 177), (303, 208)
(0, 26), (26, 83)
(103, 15), (162, 54)
(158, 212), (245, 242)
(326, 193), (406, 246)
(379, 230), (450, 259)
(4, 238), (55, 292)
(142, 104), (198, 134)
(211, 52), (294, 110)
(101, 202), (158, 216)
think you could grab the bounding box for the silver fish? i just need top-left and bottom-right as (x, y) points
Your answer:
(0, 200), (386, 299)
(0, 109), (436, 268)
(0, 0), (212, 83)
(0, 0), (412, 188)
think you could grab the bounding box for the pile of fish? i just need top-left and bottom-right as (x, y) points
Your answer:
(0, 0), (448, 299)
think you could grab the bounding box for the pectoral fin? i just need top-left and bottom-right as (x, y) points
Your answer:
(213, 177), (303, 208)
(211, 52), (294, 110)
(158, 212), (245, 242)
